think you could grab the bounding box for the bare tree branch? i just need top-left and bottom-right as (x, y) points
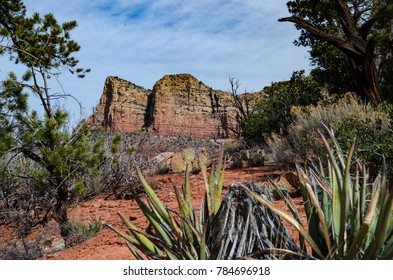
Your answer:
(278, 16), (362, 57)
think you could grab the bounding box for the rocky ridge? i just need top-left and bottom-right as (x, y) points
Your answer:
(87, 74), (262, 138)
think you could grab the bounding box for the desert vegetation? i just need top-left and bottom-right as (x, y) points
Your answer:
(1, 0), (393, 260)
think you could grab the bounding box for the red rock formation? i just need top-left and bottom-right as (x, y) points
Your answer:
(88, 74), (261, 138)
(87, 76), (150, 133)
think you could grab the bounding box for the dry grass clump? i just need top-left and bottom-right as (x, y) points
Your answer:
(267, 93), (392, 166)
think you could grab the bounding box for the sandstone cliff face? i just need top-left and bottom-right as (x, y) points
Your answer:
(88, 74), (258, 138)
(88, 76), (150, 133)
(145, 74), (238, 138)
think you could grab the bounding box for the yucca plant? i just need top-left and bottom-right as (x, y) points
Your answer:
(244, 126), (393, 259)
(105, 149), (225, 259)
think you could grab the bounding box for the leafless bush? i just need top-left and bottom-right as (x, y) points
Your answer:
(222, 139), (266, 168)
(0, 156), (56, 235)
(0, 241), (43, 260)
(86, 131), (224, 199)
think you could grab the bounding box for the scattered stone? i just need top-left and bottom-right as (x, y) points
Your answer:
(41, 236), (66, 253)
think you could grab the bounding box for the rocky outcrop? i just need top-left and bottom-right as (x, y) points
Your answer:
(87, 76), (150, 133)
(88, 74), (261, 138)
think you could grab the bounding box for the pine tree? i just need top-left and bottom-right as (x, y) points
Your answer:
(0, 0), (104, 237)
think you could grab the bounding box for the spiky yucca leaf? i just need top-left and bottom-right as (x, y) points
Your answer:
(269, 179), (306, 251)
(247, 127), (393, 259)
(106, 149), (225, 259)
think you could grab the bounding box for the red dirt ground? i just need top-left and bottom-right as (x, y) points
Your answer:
(0, 166), (306, 260)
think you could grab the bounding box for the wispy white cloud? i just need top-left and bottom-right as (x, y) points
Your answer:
(18, 0), (311, 119)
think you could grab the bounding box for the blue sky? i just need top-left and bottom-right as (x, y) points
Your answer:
(16, 0), (311, 121)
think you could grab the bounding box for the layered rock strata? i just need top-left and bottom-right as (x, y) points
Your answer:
(87, 76), (150, 133)
(88, 74), (260, 139)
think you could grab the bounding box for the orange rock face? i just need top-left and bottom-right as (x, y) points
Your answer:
(87, 76), (150, 133)
(88, 74), (260, 138)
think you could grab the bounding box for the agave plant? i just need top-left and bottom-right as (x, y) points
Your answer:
(244, 127), (393, 259)
(105, 149), (225, 260)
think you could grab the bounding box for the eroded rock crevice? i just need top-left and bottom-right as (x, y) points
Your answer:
(87, 74), (263, 138)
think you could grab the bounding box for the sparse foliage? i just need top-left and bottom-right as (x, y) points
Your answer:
(64, 219), (102, 247)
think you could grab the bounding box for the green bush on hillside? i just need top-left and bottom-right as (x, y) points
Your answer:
(267, 93), (393, 170)
(243, 71), (323, 143)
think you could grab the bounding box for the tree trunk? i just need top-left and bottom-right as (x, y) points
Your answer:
(53, 186), (70, 237)
(349, 41), (381, 106)
(278, 0), (382, 105)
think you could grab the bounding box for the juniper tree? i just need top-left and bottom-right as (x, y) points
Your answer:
(0, 0), (104, 237)
(280, 0), (393, 105)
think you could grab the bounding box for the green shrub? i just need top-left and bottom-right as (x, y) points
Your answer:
(64, 219), (102, 247)
(267, 93), (393, 170)
(243, 71), (323, 143)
